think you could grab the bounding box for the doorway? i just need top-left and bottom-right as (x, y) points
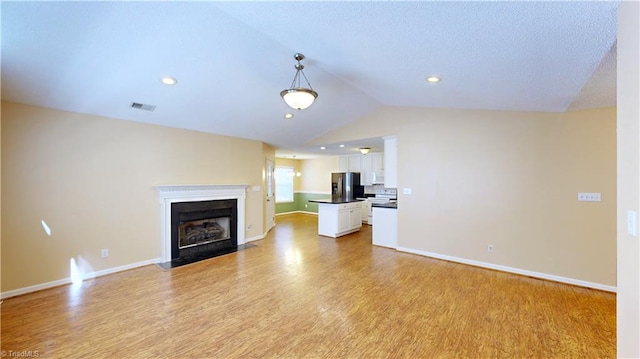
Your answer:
(266, 158), (275, 230)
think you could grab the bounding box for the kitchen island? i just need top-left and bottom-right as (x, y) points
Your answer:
(309, 199), (364, 238)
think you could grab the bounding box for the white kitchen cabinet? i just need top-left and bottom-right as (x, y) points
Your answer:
(360, 155), (372, 185)
(366, 152), (384, 185)
(336, 154), (364, 173)
(383, 136), (398, 188)
(338, 210), (351, 233)
(337, 153), (383, 185)
(348, 155), (362, 172)
(338, 156), (349, 172)
(372, 206), (397, 248)
(371, 152), (384, 172)
(349, 206), (361, 229)
(318, 202), (363, 238)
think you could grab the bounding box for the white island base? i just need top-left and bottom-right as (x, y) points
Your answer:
(317, 202), (363, 238)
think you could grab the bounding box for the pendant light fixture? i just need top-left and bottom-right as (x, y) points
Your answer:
(280, 53), (318, 110)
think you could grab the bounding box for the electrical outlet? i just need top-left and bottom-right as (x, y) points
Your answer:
(578, 192), (601, 202)
(305, 204), (308, 208)
(246, 224), (252, 230)
(487, 245), (494, 253)
(101, 249), (109, 258)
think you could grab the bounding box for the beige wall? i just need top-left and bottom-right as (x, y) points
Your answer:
(617, 2), (640, 356)
(1, 102), (266, 292)
(299, 157), (338, 193)
(312, 106), (617, 287)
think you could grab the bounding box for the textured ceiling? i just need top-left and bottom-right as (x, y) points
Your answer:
(1, 1), (619, 158)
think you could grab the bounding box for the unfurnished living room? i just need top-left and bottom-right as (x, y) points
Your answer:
(1, 2), (639, 358)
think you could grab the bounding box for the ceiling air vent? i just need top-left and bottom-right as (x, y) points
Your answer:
(130, 102), (156, 112)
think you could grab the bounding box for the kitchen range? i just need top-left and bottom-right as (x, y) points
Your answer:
(358, 188), (397, 225)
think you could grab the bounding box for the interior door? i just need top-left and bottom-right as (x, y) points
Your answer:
(266, 158), (275, 231)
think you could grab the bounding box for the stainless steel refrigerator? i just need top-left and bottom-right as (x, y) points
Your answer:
(331, 172), (364, 202)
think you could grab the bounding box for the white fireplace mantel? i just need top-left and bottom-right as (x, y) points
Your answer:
(155, 184), (248, 263)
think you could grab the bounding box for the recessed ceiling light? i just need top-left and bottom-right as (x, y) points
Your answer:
(161, 77), (177, 85)
(284, 113), (294, 119)
(339, 144), (345, 148)
(320, 146), (326, 150)
(426, 76), (441, 83)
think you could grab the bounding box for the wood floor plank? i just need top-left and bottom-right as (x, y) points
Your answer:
(1, 213), (616, 358)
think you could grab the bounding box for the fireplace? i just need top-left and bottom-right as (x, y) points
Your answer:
(156, 185), (248, 264)
(171, 199), (237, 260)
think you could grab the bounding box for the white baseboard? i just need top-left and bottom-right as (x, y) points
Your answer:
(246, 232), (266, 242)
(1, 258), (161, 299)
(276, 211), (298, 216)
(396, 247), (617, 293)
(245, 220), (276, 243)
(297, 211), (318, 216)
(276, 210), (318, 216)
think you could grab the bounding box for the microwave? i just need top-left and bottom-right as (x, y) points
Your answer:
(371, 171), (385, 184)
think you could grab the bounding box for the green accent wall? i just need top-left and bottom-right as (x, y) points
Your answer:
(276, 192), (330, 214)
(275, 200), (297, 214)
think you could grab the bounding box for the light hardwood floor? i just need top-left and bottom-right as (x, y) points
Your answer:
(1, 213), (616, 358)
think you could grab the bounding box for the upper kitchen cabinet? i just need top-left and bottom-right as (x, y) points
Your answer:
(337, 152), (384, 186)
(338, 156), (349, 172)
(361, 154), (372, 185)
(383, 136), (397, 188)
(360, 152), (383, 185)
(337, 155), (358, 172)
(371, 152), (383, 172)
(348, 156), (362, 172)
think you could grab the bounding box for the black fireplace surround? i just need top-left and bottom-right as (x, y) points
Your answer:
(170, 199), (237, 261)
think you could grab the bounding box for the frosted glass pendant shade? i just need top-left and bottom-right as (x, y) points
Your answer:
(281, 53), (318, 110)
(281, 88), (318, 110)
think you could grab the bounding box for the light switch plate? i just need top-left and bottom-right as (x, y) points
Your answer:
(402, 188), (412, 195)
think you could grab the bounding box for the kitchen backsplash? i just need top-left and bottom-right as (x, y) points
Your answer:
(364, 184), (397, 195)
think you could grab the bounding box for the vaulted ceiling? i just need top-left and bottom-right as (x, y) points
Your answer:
(1, 1), (619, 158)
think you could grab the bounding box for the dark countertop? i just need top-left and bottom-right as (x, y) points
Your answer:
(309, 198), (365, 204)
(372, 202), (398, 209)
